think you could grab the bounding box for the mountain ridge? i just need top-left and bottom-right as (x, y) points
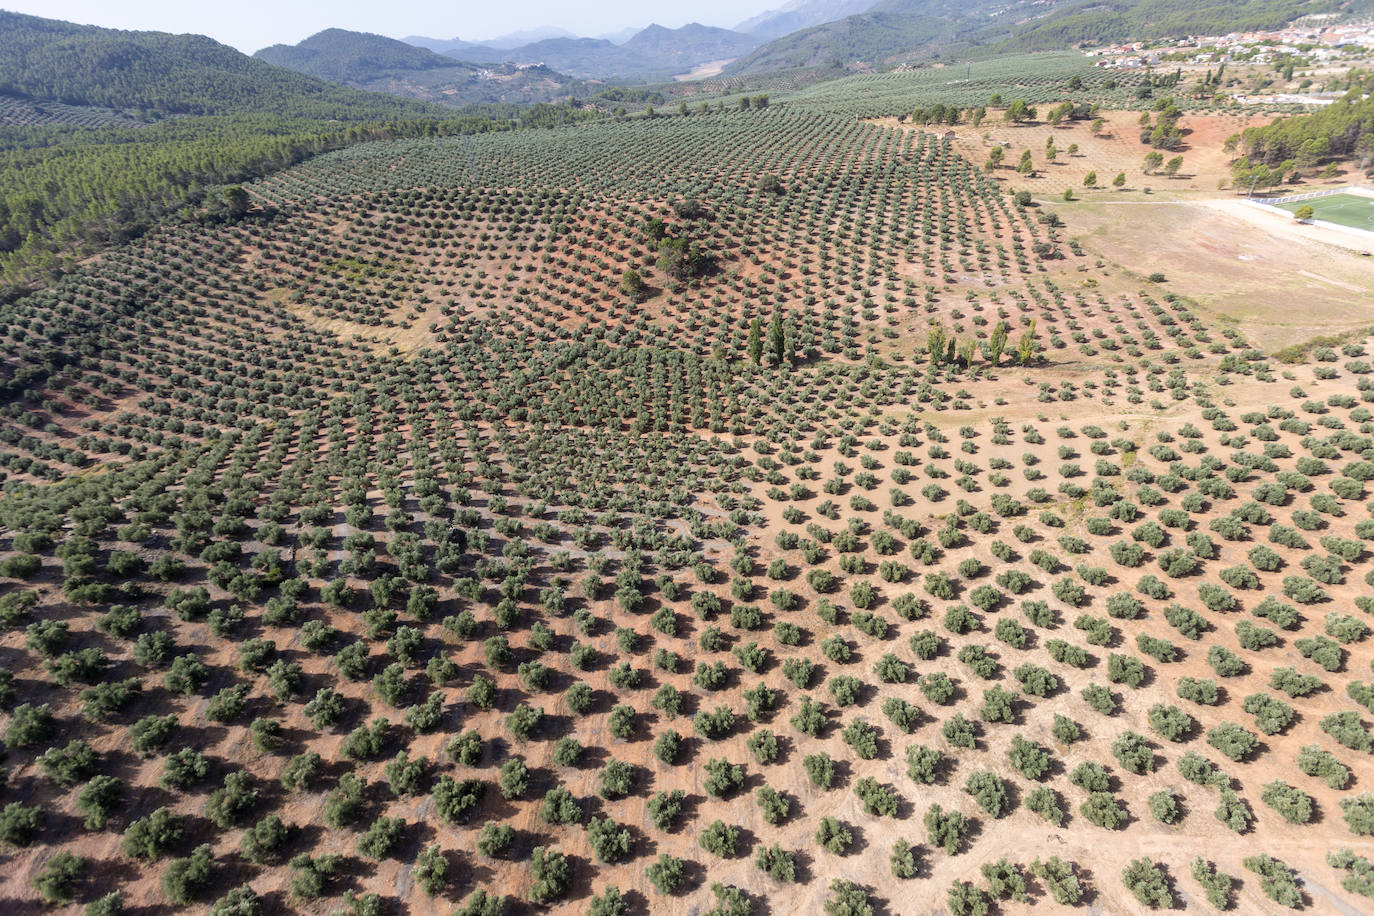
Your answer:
(735, 0), (884, 39)
(403, 22), (765, 81)
(254, 29), (586, 106)
(727, 0), (1357, 74)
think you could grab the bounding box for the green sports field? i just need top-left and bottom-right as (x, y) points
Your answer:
(1274, 193), (1374, 232)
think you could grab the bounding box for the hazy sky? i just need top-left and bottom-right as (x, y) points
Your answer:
(3, 1), (778, 52)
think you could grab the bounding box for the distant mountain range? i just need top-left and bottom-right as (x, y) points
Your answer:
(392, 23), (767, 81)
(735, 0), (883, 39)
(401, 27), (578, 54)
(255, 29), (585, 106)
(727, 0), (1358, 73)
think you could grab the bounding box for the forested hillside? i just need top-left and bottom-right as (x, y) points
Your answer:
(1235, 83), (1374, 168)
(729, 0), (1357, 73)
(0, 13), (586, 298)
(991, 0), (1363, 54)
(728, 0), (1006, 73)
(0, 11), (441, 119)
(255, 29), (470, 83)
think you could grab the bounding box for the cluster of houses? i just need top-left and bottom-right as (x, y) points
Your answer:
(1087, 19), (1374, 71)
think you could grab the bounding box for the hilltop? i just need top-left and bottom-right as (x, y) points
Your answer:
(255, 30), (587, 106)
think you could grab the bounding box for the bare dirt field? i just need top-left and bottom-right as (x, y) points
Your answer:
(1057, 197), (1374, 354)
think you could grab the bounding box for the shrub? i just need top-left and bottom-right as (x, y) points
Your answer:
(891, 839), (918, 879)
(647, 789), (684, 830)
(1081, 792), (1128, 829)
(528, 847), (571, 904)
(1147, 704), (1192, 742)
(1007, 735), (1051, 780)
(825, 880), (872, 916)
(3, 702), (53, 749)
(924, 804), (967, 854)
(1024, 785), (1064, 825)
(33, 850), (83, 904)
(1148, 789), (1180, 824)
(1164, 603), (1207, 639)
(1190, 858), (1235, 909)
(586, 816), (632, 863)
(705, 883), (752, 916)
(1262, 781), (1314, 824)
(1206, 646), (1246, 677)
(477, 823), (514, 857)
(646, 853), (685, 894)
(1214, 789), (1254, 833)
(1107, 654), (1145, 688)
(356, 815), (405, 860)
(205, 771), (259, 829)
(1270, 666), (1322, 697)
(122, 806), (181, 860)
(240, 814), (290, 865)
(1052, 714), (1081, 744)
(842, 718), (880, 758)
(497, 756), (529, 800)
(340, 718), (389, 762)
(539, 787), (581, 826)
(1121, 858), (1171, 908)
(959, 644), (998, 678)
(506, 703), (544, 742)
(964, 771), (1008, 817)
(1176, 676), (1219, 705)
(829, 674), (863, 707)
(1297, 743), (1350, 788)
(905, 744), (942, 784)
(1082, 684), (1117, 715)
(1047, 639), (1089, 667)
(946, 881), (988, 916)
(1207, 722), (1260, 761)
(1032, 857), (1083, 905)
(588, 887), (628, 916)
(432, 776), (485, 824)
(1242, 692), (1295, 735)
(1342, 793), (1374, 836)
(700, 820), (739, 857)
(920, 672), (955, 704)
(756, 785), (790, 824)
(704, 758), (746, 798)
(751, 843), (796, 883)
(1321, 711), (1372, 751)
(1327, 848), (1374, 899)
(1136, 634), (1179, 663)
(979, 685), (1017, 724)
(162, 844), (214, 906)
(1013, 663), (1057, 697)
(1243, 854), (1302, 908)
(288, 853), (343, 900)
